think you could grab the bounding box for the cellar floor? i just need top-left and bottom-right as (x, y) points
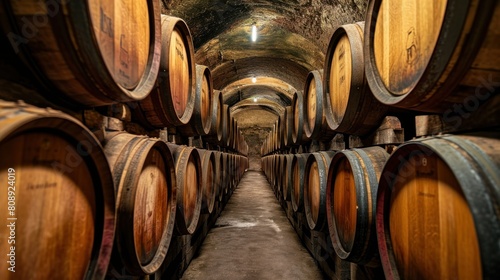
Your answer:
(181, 170), (325, 280)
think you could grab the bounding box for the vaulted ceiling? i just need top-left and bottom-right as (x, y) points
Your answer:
(161, 0), (367, 128)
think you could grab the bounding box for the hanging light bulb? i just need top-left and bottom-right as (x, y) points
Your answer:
(251, 24), (257, 42)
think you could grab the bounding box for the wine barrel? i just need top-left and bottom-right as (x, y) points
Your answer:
(326, 147), (389, 264)
(104, 132), (176, 275)
(227, 154), (235, 191)
(166, 144), (202, 235)
(324, 22), (388, 136)
(0, 100), (115, 280)
(0, 0), (161, 106)
(178, 65), (213, 136)
(304, 70), (335, 141)
(221, 152), (230, 195)
(221, 104), (230, 147)
(198, 149), (218, 214)
(291, 153), (310, 212)
(203, 90), (224, 145)
(131, 15), (196, 127)
(365, 0), (500, 112)
(283, 106), (294, 147)
(213, 151), (224, 202)
(276, 155), (286, 198)
(292, 91), (309, 145)
(197, 149), (216, 214)
(304, 151), (335, 230)
(227, 118), (237, 150)
(377, 134), (500, 279)
(275, 155), (283, 195)
(282, 154), (294, 201)
(277, 112), (286, 150)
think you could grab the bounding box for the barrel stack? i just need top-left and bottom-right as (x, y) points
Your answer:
(0, 2), (248, 279)
(261, 0), (499, 279)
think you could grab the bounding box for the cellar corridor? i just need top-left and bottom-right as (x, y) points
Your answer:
(181, 170), (324, 280)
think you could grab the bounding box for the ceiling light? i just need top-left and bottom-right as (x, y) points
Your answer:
(253, 97), (257, 102)
(252, 77), (257, 83)
(251, 25), (257, 42)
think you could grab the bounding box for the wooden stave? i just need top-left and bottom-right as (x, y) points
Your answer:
(323, 22), (389, 136)
(132, 15), (196, 128)
(376, 133), (500, 280)
(104, 132), (176, 275)
(0, 0), (161, 107)
(166, 144), (202, 235)
(0, 100), (116, 280)
(197, 149), (216, 214)
(178, 65), (214, 136)
(304, 151), (335, 231)
(364, 0), (500, 113)
(326, 147), (389, 264)
(291, 153), (310, 212)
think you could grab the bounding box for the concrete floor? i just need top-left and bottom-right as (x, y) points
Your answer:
(181, 170), (325, 280)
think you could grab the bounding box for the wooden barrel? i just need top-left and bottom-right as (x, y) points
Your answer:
(326, 147), (389, 264)
(227, 154), (234, 191)
(277, 155), (286, 198)
(227, 118), (237, 150)
(0, 0), (161, 107)
(131, 15), (196, 128)
(282, 154), (294, 201)
(213, 152), (224, 202)
(324, 22), (388, 136)
(197, 149), (216, 214)
(221, 152), (230, 195)
(203, 90), (224, 145)
(104, 132), (176, 275)
(365, 0), (500, 112)
(166, 144), (202, 235)
(377, 134), (500, 279)
(221, 104), (230, 148)
(0, 100), (115, 280)
(304, 70), (335, 141)
(292, 91), (309, 145)
(274, 155), (283, 195)
(283, 106), (294, 147)
(304, 151), (335, 230)
(178, 65), (213, 136)
(291, 153), (310, 212)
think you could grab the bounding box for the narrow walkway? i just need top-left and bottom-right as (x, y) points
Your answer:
(181, 171), (324, 280)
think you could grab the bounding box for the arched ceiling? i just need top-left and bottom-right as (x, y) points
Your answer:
(161, 0), (367, 127)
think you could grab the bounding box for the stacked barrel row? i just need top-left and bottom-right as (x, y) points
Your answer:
(0, 1), (248, 279)
(262, 0), (499, 154)
(0, 100), (249, 279)
(263, 133), (499, 279)
(0, 0), (247, 155)
(263, 0), (499, 279)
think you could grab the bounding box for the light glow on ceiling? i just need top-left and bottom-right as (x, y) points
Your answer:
(251, 25), (257, 42)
